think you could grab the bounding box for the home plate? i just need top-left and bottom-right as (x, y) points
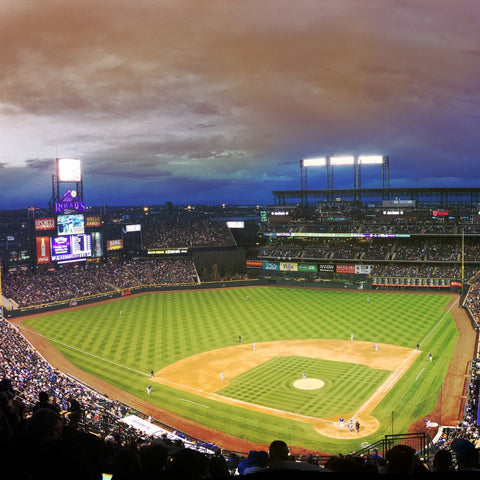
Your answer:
(293, 378), (325, 390)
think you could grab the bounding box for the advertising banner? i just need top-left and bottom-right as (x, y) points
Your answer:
(91, 231), (103, 258)
(246, 260), (263, 268)
(34, 218), (55, 231)
(280, 262), (298, 272)
(263, 261), (280, 271)
(36, 236), (50, 264)
(298, 263), (317, 272)
(355, 265), (372, 274)
(317, 264), (335, 272)
(86, 215), (102, 227)
(107, 239), (123, 251)
(336, 264), (355, 274)
(147, 248), (188, 255)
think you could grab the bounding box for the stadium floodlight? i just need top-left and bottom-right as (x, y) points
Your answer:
(330, 155), (354, 166)
(301, 157), (327, 167)
(57, 158), (81, 182)
(358, 155), (384, 165)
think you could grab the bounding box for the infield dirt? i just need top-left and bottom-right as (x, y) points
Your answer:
(154, 339), (420, 439)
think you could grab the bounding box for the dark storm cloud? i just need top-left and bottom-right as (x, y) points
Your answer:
(25, 158), (54, 170)
(0, 0), (478, 208)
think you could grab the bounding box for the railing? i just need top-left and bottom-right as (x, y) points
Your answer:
(353, 432), (436, 463)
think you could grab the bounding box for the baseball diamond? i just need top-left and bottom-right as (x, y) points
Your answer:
(11, 286), (469, 454)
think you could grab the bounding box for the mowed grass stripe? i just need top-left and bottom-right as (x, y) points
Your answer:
(24, 287), (456, 452)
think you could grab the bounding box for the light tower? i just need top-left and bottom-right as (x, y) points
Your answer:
(300, 154), (389, 205)
(49, 158), (84, 211)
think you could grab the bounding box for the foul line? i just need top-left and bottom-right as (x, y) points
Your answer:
(19, 326), (148, 376)
(179, 398), (209, 408)
(419, 296), (459, 347)
(352, 348), (420, 420)
(352, 297), (458, 421)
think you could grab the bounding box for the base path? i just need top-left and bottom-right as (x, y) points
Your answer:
(154, 339), (419, 439)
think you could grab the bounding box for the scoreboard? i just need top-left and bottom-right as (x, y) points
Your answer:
(51, 234), (92, 263)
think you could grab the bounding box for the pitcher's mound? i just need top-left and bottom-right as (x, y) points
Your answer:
(293, 378), (325, 390)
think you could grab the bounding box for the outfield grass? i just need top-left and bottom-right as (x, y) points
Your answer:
(24, 287), (458, 453)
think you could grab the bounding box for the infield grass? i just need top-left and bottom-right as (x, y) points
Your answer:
(24, 286), (458, 453)
(218, 356), (391, 417)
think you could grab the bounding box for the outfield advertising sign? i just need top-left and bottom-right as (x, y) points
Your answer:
(336, 264), (372, 274)
(298, 263), (317, 272)
(246, 260), (263, 268)
(317, 264), (335, 272)
(336, 264), (355, 274)
(263, 261), (280, 271)
(355, 265), (372, 274)
(280, 262), (298, 271)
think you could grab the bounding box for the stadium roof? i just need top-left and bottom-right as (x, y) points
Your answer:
(272, 186), (480, 208)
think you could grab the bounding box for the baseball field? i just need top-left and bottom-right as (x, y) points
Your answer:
(16, 286), (464, 454)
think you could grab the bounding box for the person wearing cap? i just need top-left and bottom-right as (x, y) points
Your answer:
(242, 450), (269, 474)
(237, 450), (259, 475)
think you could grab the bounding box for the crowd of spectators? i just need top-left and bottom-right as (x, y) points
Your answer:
(2, 258), (197, 309)
(370, 264), (470, 280)
(463, 272), (480, 325)
(258, 236), (480, 264)
(142, 218), (236, 249)
(258, 217), (480, 236)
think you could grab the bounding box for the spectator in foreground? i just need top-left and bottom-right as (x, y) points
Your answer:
(241, 450), (269, 474)
(267, 439), (329, 472)
(325, 453), (375, 474)
(451, 438), (480, 472)
(385, 444), (430, 475)
(32, 391), (61, 414)
(431, 448), (454, 472)
(165, 447), (210, 479)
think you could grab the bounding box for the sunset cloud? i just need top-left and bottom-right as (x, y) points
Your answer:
(0, 0), (478, 208)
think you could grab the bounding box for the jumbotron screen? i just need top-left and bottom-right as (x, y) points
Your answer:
(57, 214), (85, 236)
(51, 234), (92, 263)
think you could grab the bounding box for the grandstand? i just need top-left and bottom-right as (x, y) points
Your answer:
(2, 188), (480, 475)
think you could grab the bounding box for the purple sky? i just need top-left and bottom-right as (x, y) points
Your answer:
(0, 0), (479, 208)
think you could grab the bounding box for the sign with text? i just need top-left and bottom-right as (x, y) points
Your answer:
(34, 218), (55, 231)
